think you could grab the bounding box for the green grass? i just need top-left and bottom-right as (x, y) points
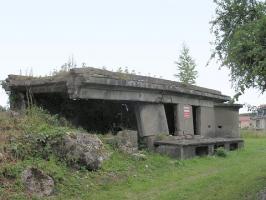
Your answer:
(1, 135), (266, 200)
(1, 108), (266, 199)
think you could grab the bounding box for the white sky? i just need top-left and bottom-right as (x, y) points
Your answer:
(0, 0), (265, 112)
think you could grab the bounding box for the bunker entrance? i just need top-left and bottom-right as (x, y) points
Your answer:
(230, 143), (238, 151)
(195, 146), (208, 156)
(34, 93), (138, 134)
(214, 144), (224, 150)
(164, 104), (176, 135)
(192, 106), (199, 135)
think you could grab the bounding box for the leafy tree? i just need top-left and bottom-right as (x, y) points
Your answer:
(174, 44), (198, 84)
(210, 0), (266, 96)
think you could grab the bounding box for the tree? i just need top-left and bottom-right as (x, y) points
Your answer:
(210, 0), (266, 96)
(174, 44), (198, 84)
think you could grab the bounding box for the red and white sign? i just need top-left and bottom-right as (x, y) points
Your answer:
(184, 106), (190, 119)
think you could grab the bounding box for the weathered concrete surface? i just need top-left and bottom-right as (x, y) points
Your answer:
(214, 104), (242, 138)
(154, 137), (244, 159)
(175, 104), (194, 135)
(135, 103), (169, 137)
(197, 107), (215, 137)
(4, 67), (231, 103)
(10, 92), (26, 111)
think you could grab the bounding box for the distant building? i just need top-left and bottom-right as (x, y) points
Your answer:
(239, 113), (253, 129)
(251, 105), (266, 131)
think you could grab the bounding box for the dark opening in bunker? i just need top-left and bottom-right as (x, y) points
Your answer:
(192, 106), (199, 135)
(34, 93), (138, 134)
(164, 104), (176, 135)
(195, 146), (208, 156)
(230, 143), (238, 151)
(214, 144), (224, 151)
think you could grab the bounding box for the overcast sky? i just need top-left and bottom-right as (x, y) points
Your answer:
(0, 0), (265, 112)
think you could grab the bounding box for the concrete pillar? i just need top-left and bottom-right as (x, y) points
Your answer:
(135, 103), (169, 137)
(238, 141), (244, 149)
(214, 106), (241, 138)
(175, 103), (194, 135)
(135, 103), (169, 150)
(10, 92), (26, 111)
(224, 143), (230, 151)
(208, 145), (214, 155)
(198, 107), (215, 137)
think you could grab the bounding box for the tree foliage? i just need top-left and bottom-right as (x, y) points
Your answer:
(210, 0), (266, 95)
(175, 44), (198, 85)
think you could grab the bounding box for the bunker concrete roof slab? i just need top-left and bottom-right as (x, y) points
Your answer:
(4, 67), (231, 103)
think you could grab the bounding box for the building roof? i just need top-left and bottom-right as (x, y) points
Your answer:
(4, 67), (231, 102)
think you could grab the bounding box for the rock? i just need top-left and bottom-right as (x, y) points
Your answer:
(21, 167), (54, 197)
(132, 153), (147, 161)
(52, 132), (107, 170)
(115, 130), (138, 154)
(258, 188), (266, 200)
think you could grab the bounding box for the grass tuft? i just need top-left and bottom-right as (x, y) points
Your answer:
(215, 147), (228, 157)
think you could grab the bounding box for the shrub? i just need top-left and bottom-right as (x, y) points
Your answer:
(0, 164), (23, 179)
(6, 106), (73, 160)
(215, 147), (227, 158)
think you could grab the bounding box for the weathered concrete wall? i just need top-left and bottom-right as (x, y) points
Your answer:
(175, 104), (194, 135)
(77, 86), (219, 106)
(155, 145), (182, 158)
(135, 103), (169, 137)
(155, 138), (244, 159)
(10, 92), (26, 111)
(197, 107), (215, 137)
(215, 106), (240, 138)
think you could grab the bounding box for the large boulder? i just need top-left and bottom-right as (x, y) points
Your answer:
(21, 167), (54, 197)
(115, 130), (138, 154)
(52, 132), (107, 170)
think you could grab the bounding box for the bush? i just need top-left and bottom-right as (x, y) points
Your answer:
(6, 106), (73, 160)
(0, 164), (23, 179)
(215, 147), (227, 158)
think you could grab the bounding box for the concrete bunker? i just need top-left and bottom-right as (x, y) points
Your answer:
(3, 67), (244, 159)
(164, 103), (176, 135)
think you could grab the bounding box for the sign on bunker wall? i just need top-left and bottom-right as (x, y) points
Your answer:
(184, 106), (190, 119)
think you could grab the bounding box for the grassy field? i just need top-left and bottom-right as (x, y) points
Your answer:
(1, 110), (266, 200)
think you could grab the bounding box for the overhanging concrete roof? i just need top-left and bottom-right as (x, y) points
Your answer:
(4, 67), (231, 102)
